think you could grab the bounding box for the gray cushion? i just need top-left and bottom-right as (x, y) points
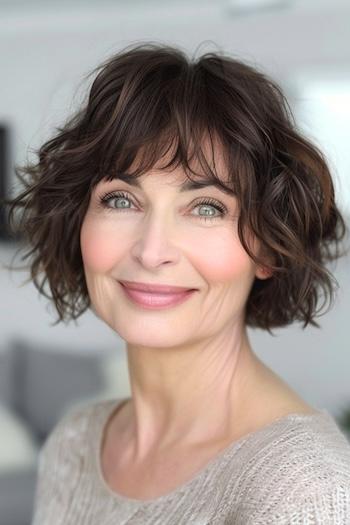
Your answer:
(0, 348), (16, 409)
(10, 340), (106, 441)
(0, 465), (37, 525)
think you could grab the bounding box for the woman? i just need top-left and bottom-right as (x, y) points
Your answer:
(6, 42), (350, 524)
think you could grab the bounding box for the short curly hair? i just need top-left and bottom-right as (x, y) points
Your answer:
(5, 42), (349, 334)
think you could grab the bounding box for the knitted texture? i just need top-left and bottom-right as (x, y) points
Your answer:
(31, 398), (350, 524)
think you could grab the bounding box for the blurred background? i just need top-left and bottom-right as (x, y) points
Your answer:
(0, 1), (349, 524)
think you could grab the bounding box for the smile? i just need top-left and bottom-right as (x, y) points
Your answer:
(119, 282), (197, 310)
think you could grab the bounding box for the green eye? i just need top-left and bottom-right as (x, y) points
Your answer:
(192, 199), (226, 221)
(99, 191), (227, 222)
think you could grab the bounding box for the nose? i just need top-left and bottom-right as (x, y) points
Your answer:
(130, 213), (181, 269)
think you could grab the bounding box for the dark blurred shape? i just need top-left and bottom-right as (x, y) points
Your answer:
(0, 124), (20, 243)
(0, 124), (8, 238)
(0, 467), (37, 525)
(9, 339), (107, 442)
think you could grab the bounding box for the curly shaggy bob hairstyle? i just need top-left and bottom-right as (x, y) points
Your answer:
(5, 42), (348, 333)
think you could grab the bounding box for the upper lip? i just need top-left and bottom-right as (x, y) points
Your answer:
(119, 280), (197, 293)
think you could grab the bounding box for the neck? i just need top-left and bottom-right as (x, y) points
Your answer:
(122, 325), (264, 460)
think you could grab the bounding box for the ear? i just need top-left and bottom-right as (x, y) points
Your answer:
(248, 235), (274, 280)
(255, 265), (273, 280)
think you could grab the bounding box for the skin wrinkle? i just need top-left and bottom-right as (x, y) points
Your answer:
(80, 138), (308, 472)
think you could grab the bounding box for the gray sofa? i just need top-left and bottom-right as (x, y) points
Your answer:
(0, 339), (128, 525)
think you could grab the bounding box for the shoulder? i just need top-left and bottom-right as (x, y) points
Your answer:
(238, 411), (350, 523)
(31, 398), (121, 524)
(276, 410), (350, 476)
(38, 397), (120, 472)
(275, 410), (350, 491)
(258, 410), (350, 488)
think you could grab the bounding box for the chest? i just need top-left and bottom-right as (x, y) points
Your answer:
(101, 440), (227, 501)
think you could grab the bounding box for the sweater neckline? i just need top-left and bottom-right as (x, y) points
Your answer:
(93, 398), (330, 508)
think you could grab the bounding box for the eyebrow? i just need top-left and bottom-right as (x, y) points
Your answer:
(113, 172), (235, 196)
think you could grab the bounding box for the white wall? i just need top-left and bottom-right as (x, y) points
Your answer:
(1, 1), (349, 418)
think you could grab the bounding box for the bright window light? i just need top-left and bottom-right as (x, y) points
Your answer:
(294, 79), (350, 215)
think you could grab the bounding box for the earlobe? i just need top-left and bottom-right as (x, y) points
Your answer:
(256, 266), (273, 280)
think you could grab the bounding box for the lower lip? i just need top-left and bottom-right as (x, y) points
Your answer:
(119, 283), (197, 310)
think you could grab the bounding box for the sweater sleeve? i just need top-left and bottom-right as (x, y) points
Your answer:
(272, 483), (350, 524)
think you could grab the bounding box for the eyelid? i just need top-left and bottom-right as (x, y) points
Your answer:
(101, 190), (226, 204)
(99, 189), (228, 210)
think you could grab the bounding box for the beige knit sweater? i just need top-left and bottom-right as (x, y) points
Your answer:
(31, 398), (350, 524)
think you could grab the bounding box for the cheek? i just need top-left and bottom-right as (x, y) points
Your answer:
(80, 212), (257, 283)
(191, 229), (255, 283)
(80, 217), (122, 273)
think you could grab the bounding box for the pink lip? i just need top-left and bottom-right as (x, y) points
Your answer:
(119, 282), (197, 310)
(119, 281), (197, 293)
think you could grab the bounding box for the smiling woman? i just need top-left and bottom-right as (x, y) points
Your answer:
(79, 142), (255, 338)
(3, 42), (350, 524)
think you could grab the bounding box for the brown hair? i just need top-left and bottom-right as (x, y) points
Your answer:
(4, 42), (349, 334)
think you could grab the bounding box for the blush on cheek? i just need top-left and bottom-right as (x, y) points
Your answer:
(80, 221), (121, 273)
(201, 249), (252, 283)
(192, 230), (254, 283)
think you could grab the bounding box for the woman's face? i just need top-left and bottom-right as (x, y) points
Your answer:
(80, 155), (265, 348)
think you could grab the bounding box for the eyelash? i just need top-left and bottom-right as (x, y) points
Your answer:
(98, 191), (227, 222)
